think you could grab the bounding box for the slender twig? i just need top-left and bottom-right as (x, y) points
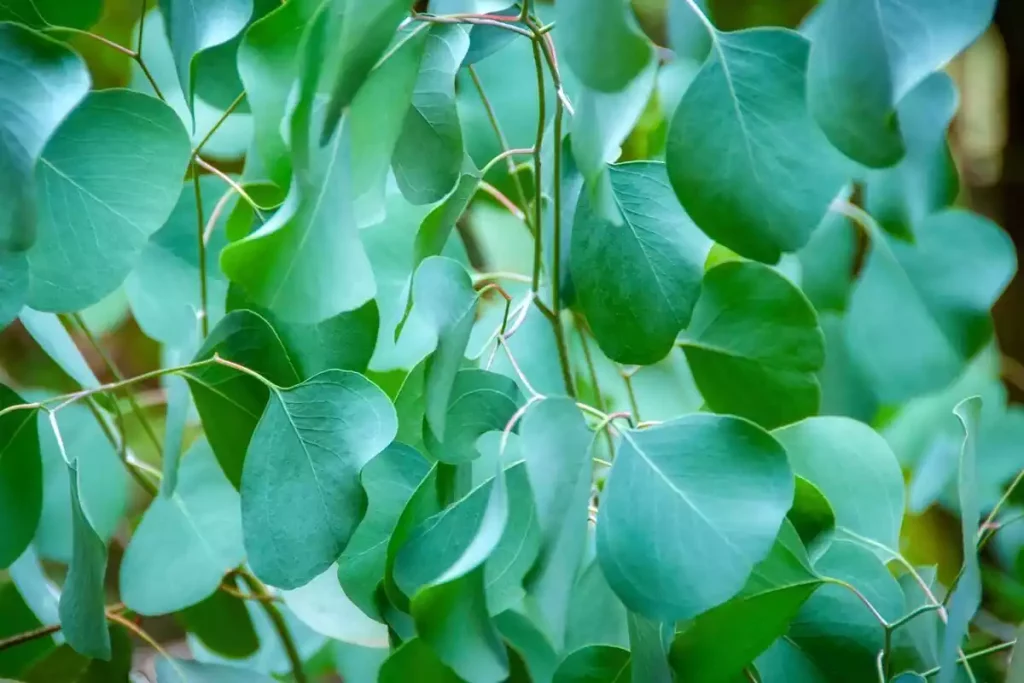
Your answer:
(888, 603), (943, 633)
(0, 604), (126, 653)
(468, 66), (533, 230)
(479, 181), (525, 221)
(529, 38), (546, 293)
(473, 271), (533, 285)
(190, 91), (247, 161)
(43, 26), (135, 57)
(411, 12), (533, 38)
(825, 578), (890, 629)
(239, 571), (308, 683)
(219, 581), (280, 603)
(203, 187), (236, 244)
(575, 319), (615, 455)
(191, 171), (209, 338)
(620, 367), (642, 422)
(501, 394), (545, 454)
(481, 147), (534, 177)
(194, 158), (264, 217)
(920, 640), (1017, 678)
(85, 395), (159, 496)
(136, 0), (146, 53)
(548, 97), (576, 398)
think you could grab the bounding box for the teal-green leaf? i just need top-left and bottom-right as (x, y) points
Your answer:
(806, 0), (995, 168)
(774, 417), (904, 553)
(628, 613), (672, 683)
(572, 161), (710, 365)
(158, 0), (253, 110)
(177, 591), (259, 659)
(680, 262), (824, 429)
(0, 23), (89, 252)
(338, 443), (432, 620)
(666, 28), (848, 263)
(320, 0), (412, 142)
(788, 540), (905, 683)
(552, 645), (632, 683)
(21, 625), (132, 683)
(125, 177), (230, 348)
(280, 564), (389, 647)
(414, 170), (479, 268)
(18, 309), (99, 390)
(864, 73), (959, 240)
(797, 208), (857, 314)
(383, 463), (442, 612)
(754, 638), (827, 683)
(596, 414), (794, 622)
(155, 657), (276, 682)
(183, 310), (301, 487)
(938, 397), (983, 683)
(521, 398), (593, 649)
(425, 369), (523, 464)
(846, 210), (1015, 403)
(462, 5), (524, 66)
(0, 252), (26, 327)
(0, 387), (41, 570)
(120, 440), (244, 616)
(566, 559), (629, 651)
(220, 117), (375, 324)
(378, 638), (462, 683)
(25, 89), (191, 312)
(789, 477), (836, 550)
(0, 0), (102, 29)
(670, 521), (821, 683)
(392, 25), (470, 205)
(241, 370), (397, 589)
(557, 0), (652, 93)
(236, 0), (321, 187)
(58, 465), (110, 660)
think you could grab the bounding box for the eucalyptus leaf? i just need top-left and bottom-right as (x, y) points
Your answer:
(666, 27), (848, 263)
(0, 387), (41, 570)
(806, 0), (995, 168)
(378, 638), (462, 683)
(281, 564), (389, 648)
(155, 658), (276, 683)
(241, 370), (397, 589)
(425, 369), (523, 464)
(680, 262), (824, 429)
(26, 90), (191, 312)
(0, 23), (90, 252)
(18, 309), (99, 389)
(572, 161), (710, 365)
(553, 645), (632, 683)
(0, 0), (102, 29)
(557, 0), (652, 93)
(596, 414), (794, 622)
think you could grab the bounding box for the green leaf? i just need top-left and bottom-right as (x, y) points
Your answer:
(384, 463), (443, 612)
(628, 613), (672, 683)
(18, 309), (99, 389)
(236, 0), (322, 187)
(0, 0), (102, 29)
(0, 387), (41, 570)
(58, 465), (110, 660)
(0, 252), (26, 327)
(679, 262), (824, 429)
(241, 370), (397, 589)
(0, 582), (51, 677)
(119, 440), (244, 616)
(788, 540), (905, 683)
(552, 645), (632, 683)
(0, 23), (90, 252)
(338, 443), (432, 620)
(462, 5), (524, 66)
(670, 521), (821, 683)
(25, 89), (191, 312)
(281, 564), (389, 647)
(846, 210), (1015, 403)
(596, 414), (794, 622)
(177, 591), (259, 659)
(938, 397), (983, 683)
(320, 0), (413, 142)
(571, 161), (710, 365)
(22, 626), (132, 683)
(158, 0), (253, 110)
(220, 118), (375, 325)
(864, 73), (959, 240)
(521, 398), (593, 649)
(754, 638), (827, 683)
(414, 171), (479, 269)
(788, 477), (836, 550)
(125, 177), (230, 348)
(566, 559), (629, 651)
(774, 417), (905, 553)
(495, 609), (559, 683)
(558, 0), (652, 93)
(392, 26), (470, 205)
(155, 658), (276, 682)
(183, 310), (301, 487)
(797, 208), (857, 314)
(378, 638), (462, 683)
(666, 27), (848, 263)
(1008, 623), (1024, 683)
(425, 369), (523, 464)
(806, 0), (995, 168)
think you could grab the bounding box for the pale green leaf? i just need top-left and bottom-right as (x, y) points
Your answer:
(596, 414), (794, 622)
(572, 161), (710, 365)
(666, 27), (848, 263)
(680, 262), (824, 429)
(241, 370), (397, 589)
(156, 657), (276, 682)
(281, 564), (389, 647)
(178, 591), (259, 660)
(158, 0), (253, 110)
(797, 209), (857, 314)
(425, 369), (523, 464)
(0, 23), (90, 251)
(806, 0), (995, 168)
(628, 613), (672, 683)
(0, 387), (40, 570)
(566, 559), (629, 651)
(18, 309), (99, 390)
(378, 638), (462, 683)
(553, 645), (632, 683)
(558, 0), (652, 93)
(25, 90), (191, 312)
(120, 440), (244, 616)
(392, 25), (471, 205)
(846, 210), (1015, 403)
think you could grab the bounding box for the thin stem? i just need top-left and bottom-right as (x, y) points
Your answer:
(548, 96), (576, 399)
(190, 91), (247, 161)
(468, 65), (532, 228)
(136, 0), (146, 53)
(67, 313), (163, 459)
(501, 394), (545, 454)
(682, 0), (716, 33)
(192, 170), (209, 338)
(980, 468), (1024, 548)
(204, 186), (237, 244)
(530, 37), (546, 294)
(411, 12), (533, 38)
(0, 623), (61, 652)
(85, 397), (159, 496)
(576, 319), (616, 455)
(219, 582), (280, 603)
(887, 603), (943, 633)
(621, 367), (642, 423)
(194, 158), (264, 217)
(876, 650), (886, 683)
(44, 26), (135, 57)
(239, 571), (308, 683)
(920, 640), (1016, 678)
(473, 271), (533, 286)
(481, 147), (534, 177)
(479, 181), (525, 221)
(825, 578), (889, 629)
(135, 57), (165, 101)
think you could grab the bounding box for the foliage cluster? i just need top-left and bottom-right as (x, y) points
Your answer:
(0, 0), (1022, 682)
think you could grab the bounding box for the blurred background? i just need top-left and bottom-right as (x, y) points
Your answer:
(1, 0), (1022, 678)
